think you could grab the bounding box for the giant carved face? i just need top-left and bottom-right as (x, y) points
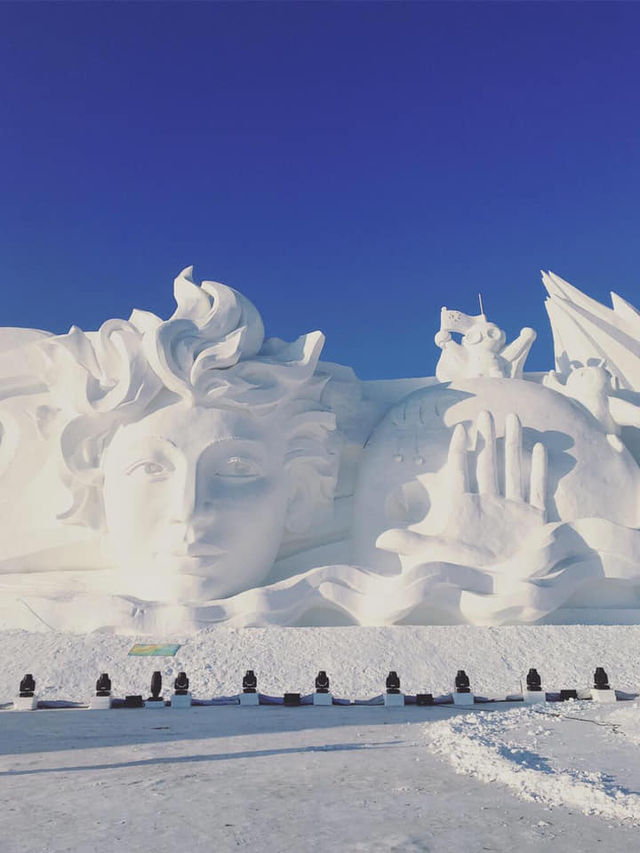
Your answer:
(102, 400), (291, 603)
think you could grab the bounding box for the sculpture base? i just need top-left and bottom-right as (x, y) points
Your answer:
(90, 695), (112, 710)
(384, 692), (405, 707)
(170, 692), (192, 709)
(312, 691), (332, 706)
(523, 690), (546, 704)
(13, 695), (38, 710)
(591, 688), (617, 703)
(144, 699), (166, 709)
(239, 692), (259, 706)
(453, 692), (474, 707)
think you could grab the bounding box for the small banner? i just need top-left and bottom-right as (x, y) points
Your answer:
(128, 643), (181, 657)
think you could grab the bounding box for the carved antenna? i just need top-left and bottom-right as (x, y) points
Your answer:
(478, 292), (485, 316)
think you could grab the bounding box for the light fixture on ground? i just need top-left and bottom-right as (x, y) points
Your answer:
(559, 689), (578, 701)
(15, 673), (38, 710)
(384, 670), (404, 707)
(123, 694), (144, 708)
(90, 673), (112, 710)
(240, 669), (259, 705)
(145, 671), (165, 709)
(416, 693), (434, 706)
(171, 671), (192, 708)
(523, 667), (546, 704)
(283, 692), (301, 706)
(592, 666), (617, 703)
(313, 670), (332, 706)
(453, 670), (474, 706)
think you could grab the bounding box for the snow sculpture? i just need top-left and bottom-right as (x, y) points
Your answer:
(543, 270), (640, 391)
(0, 267), (339, 621)
(435, 307), (536, 381)
(351, 371), (640, 625)
(72, 267), (339, 602)
(2, 266), (640, 631)
(543, 364), (640, 440)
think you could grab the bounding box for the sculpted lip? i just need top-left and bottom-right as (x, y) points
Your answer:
(167, 545), (226, 558)
(161, 547), (227, 576)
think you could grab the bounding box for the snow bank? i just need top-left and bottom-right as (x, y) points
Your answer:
(426, 701), (640, 824)
(2, 624), (640, 704)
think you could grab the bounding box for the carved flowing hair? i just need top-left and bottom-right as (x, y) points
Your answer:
(41, 267), (339, 531)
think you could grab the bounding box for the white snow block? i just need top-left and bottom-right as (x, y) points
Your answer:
(13, 695), (38, 710)
(312, 692), (332, 706)
(453, 692), (474, 707)
(239, 692), (259, 706)
(591, 688), (617, 703)
(170, 693), (192, 709)
(144, 699), (166, 710)
(384, 692), (405, 707)
(90, 696), (112, 710)
(523, 690), (546, 704)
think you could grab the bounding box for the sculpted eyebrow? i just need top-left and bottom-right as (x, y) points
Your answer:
(132, 436), (178, 449)
(205, 436), (263, 447)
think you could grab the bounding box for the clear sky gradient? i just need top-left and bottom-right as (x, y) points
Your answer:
(2, 1), (640, 378)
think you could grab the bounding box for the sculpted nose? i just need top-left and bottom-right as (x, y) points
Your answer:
(171, 467), (197, 523)
(172, 469), (215, 523)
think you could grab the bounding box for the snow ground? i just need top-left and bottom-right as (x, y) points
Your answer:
(428, 701), (640, 825)
(1, 703), (639, 853)
(2, 625), (640, 851)
(2, 624), (640, 703)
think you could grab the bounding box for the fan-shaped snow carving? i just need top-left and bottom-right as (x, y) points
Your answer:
(543, 270), (640, 392)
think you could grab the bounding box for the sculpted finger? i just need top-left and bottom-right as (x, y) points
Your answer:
(505, 412), (523, 502)
(447, 422), (469, 496)
(476, 410), (498, 496)
(530, 441), (548, 516)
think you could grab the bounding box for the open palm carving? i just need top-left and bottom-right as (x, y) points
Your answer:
(377, 411), (548, 568)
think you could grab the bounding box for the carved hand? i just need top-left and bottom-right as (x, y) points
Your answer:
(378, 411), (548, 567)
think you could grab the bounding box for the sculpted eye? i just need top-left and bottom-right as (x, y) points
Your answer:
(126, 460), (171, 477)
(464, 329), (482, 345)
(217, 456), (261, 478)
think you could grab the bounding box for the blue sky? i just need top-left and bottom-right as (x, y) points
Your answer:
(2, 1), (640, 378)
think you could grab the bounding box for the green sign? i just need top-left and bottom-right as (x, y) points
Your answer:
(128, 643), (181, 656)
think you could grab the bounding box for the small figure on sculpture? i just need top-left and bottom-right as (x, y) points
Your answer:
(543, 361), (640, 440)
(435, 304), (536, 382)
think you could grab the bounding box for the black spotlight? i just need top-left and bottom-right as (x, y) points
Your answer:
(19, 674), (36, 698)
(150, 671), (162, 701)
(315, 671), (330, 693)
(386, 671), (401, 694)
(174, 672), (189, 695)
(594, 667), (610, 690)
(96, 673), (112, 697)
(455, 670), (470, 693)
(242, 670), (257, 693)
(526, 668), (542, 692)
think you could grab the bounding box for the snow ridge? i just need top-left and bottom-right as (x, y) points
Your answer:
(426, 703), (640, 824)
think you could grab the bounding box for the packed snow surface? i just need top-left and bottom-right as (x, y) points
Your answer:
(3, 625), (640, 851)
(2, 701), (640, 852)
(427, 701), (640, 825)
(2, 624), (640, 704)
